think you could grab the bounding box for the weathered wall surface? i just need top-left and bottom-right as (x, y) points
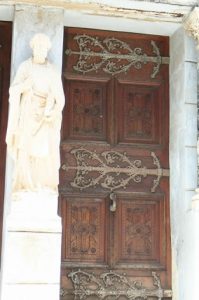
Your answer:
(0, 0), (194, 24)
(170, 27), (198, 300)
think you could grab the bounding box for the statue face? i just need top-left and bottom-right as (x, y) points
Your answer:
(32, 43), (48, 64)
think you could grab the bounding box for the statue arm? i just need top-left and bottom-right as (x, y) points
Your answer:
(6, 60), (31, 159)
(44, 69), (65, 121)
(9, 60), (31, 97)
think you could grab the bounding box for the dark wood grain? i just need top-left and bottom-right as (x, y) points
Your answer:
(0, 22), (12, 266)
(60, 27), (171, 299)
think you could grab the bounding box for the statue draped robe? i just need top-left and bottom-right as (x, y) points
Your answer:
(6, 58), (65, 193)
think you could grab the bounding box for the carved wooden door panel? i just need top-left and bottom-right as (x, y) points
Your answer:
(60, 28), (171, 300)
(0, 22), (12, 264)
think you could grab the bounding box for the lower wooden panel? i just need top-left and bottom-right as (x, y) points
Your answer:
(115, 194), (166, 269)
(61, 196), (108, 265)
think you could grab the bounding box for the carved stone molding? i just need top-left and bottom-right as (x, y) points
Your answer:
(61, 269), (172, 300)
(184, 8), (199, 47)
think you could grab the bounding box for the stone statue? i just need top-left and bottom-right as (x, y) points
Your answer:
(6, 33), (65, 194)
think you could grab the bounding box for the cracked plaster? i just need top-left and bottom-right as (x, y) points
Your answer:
(0, 0), (195, 23)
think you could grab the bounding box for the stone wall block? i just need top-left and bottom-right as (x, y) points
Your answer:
(2, 283), (60, 300)
(184, 146), (197, 190)
(184, 34), (198, 63)
(185, 103), (197, 147)
(184, 62), (197, 104)
(3, 231), (61, 283)
(170, 27), (185, 73)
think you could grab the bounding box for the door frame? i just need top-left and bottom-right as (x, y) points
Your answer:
(60, 18), (198, 300)
(0, 21), (12, 265)
(0, 4), (197, 300)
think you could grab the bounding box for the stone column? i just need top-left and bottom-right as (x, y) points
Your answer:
(0, 5), (64, 300)
(184, 7), (199, 300)
(184, 10), (199, 204)
(184, 8), (199, 207)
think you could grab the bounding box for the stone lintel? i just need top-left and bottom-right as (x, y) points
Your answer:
(0, 0), (194, 24)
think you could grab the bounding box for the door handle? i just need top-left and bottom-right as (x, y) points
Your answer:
(109, 192), (117, 212)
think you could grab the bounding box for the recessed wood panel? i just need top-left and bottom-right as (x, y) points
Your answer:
(63, 27), (169, 82)
(115, 195), (165, 268)
(117, 82), (163, 145)
(61, 197), (107, 264)
(62, 79), (110, 142)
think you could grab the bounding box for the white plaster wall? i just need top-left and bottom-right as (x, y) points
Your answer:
(0, 5), (13, 21)
(170, 28), (198, 300)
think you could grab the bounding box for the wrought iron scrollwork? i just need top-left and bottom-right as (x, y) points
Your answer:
(62, 148), (169, 193)
(65, 34), (169, 78)
(61, 269), (168, 300)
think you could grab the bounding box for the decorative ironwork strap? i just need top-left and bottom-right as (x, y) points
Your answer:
(65, 34), (169, 78)
(61, 269), (172, 300)
(62, 148), (169, 193)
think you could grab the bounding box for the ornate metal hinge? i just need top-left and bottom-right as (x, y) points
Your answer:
(61, 269), (172, 300)
(62, 148), (169, 193)
(65, 34), (169, 78)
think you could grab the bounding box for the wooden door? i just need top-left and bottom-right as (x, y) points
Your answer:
(60, 27), (171, 300)
(0, 22), (12, 263)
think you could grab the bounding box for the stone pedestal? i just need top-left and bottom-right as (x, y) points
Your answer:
(1, 191), (62, 300)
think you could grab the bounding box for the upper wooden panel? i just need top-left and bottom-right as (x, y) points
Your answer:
(63, 27), (169, 81)
(116, 80), (165, 146)
(62, 79), (111, 142)
(62, 27), (169, 148)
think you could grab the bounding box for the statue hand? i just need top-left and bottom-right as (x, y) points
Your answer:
(44, 110), (61, 123)
(44, 112), (55, 123)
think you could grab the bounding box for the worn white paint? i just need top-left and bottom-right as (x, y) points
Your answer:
(0, 5), (13, 21)
(0, 0), (194, 24)
(63, 10), (182, 36)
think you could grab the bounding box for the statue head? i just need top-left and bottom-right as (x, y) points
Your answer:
(30, 33), (52, 64)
